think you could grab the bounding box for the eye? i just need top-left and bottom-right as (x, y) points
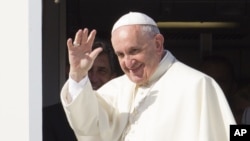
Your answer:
(129, 48), (139, 55)
(98, 68), (108, 74)
(116, 52), (124, 58)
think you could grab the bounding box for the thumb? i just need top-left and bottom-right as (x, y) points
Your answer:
(89, 47), (103, 60)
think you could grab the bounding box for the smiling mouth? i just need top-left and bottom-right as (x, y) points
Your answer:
(129, 64), (143, 73)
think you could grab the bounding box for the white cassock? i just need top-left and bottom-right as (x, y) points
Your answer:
(61, 50), (236, 141)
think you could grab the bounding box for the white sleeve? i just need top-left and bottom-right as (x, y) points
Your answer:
(68, 76), (89, 101)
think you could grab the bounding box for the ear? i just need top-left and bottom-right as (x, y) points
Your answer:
(154, 34), (164, 52)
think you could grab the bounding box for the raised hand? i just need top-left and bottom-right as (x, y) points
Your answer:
(67, 28), (103, 82)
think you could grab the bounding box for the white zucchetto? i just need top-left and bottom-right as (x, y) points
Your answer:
(111, 12), (157, 33)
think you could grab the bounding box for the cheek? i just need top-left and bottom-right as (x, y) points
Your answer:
(120, 63), (127, 72)
(118, 59), (126, 69)
(144, 52), (160, 68)
(98, 74), (109, 81)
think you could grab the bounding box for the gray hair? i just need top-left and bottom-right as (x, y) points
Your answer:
(140, 25), (160, 37)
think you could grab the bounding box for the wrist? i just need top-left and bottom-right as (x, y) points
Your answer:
(69, 71), (87, 82)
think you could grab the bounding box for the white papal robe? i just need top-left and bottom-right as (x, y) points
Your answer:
(61, 50), (236, 141)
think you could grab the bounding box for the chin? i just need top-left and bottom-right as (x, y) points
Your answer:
(130, 77), (145, 85)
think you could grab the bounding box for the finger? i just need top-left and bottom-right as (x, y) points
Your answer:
(73, 29), (82, 46)
(89, 47), (103, 60)
(80, 28), (96, 52)
(67, 38), (74, 49)
(86, 29), (97, 48)
(81, 28), (88, 45)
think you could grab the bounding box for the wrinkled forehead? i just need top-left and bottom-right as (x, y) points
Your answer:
(111, 25), (149, 45)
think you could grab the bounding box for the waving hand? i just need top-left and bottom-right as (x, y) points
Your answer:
(67, 28), (103, 82)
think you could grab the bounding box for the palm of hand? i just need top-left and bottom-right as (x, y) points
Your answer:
(67, 28), (103, 82)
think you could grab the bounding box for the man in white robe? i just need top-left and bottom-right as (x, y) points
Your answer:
(61, 12), (236, 141)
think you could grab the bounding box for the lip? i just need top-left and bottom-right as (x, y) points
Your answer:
(129, 64), (143, 73)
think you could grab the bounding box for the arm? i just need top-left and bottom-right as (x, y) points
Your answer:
(61, 28), (119, 138)
(61, 79), (120, 139)
(64, 28), (103, 103)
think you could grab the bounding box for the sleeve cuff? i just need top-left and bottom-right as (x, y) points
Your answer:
(68, 76), (88, 100)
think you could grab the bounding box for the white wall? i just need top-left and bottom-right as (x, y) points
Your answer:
(0, 0), (42, 141)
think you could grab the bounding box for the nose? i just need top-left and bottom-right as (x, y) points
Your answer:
(124, 55), (135, 69)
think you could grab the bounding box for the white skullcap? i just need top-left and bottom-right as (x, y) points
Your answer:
(111, 12), (157, 33)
